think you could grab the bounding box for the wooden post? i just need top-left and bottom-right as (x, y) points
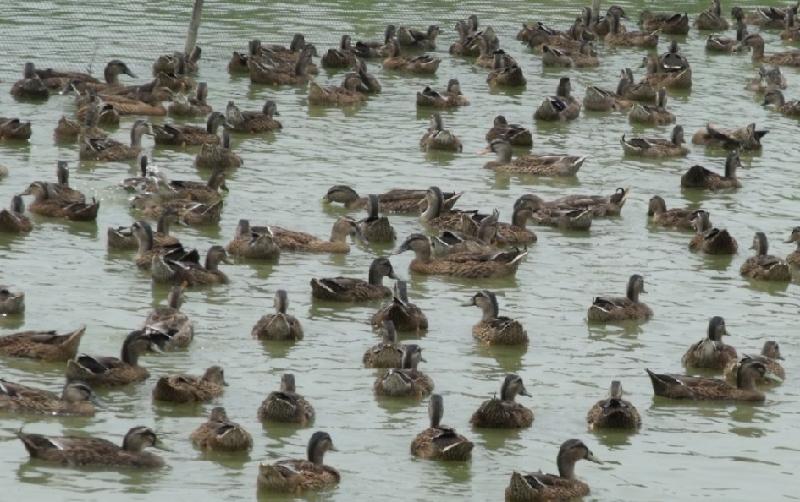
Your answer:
(184, 0), (204, 55)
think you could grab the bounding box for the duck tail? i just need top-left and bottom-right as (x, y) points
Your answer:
(645, 368), (666, 395)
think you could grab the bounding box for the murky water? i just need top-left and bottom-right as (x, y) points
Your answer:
(1, 0), (799, 500)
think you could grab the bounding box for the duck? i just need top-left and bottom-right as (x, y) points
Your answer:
(616, 67), (657, 102)
(152, 170), (228, 205)
(257, 431), (339, 494)
(743, 33), (800, 66)
(682, 316), (738, 370)
(641, 54), (692, 90)
(658, 40), (691, 72)
(226, 99), (282, 133)
(0, 380), (97, 417)
(605, 12), (658, 48)
(355, 25), (396, 59)
(321, 35), (356, 68)
(481, 138), (584, 177)
(420, 112), (462, 152)
(510, 197), (592, 231)
(397, 233), (528, 279)
(195, 130), (242, 170)
(590, 5), (630, 36)
(0, 195), (33, 233)
(36, 60), (137, 93)
(586, 381), (640, 430)
(151, 246), (230, 286)
(693, 123), (768, 151)
(416, 79), (469, 108)
(544, 42), (599, 68)
(10, 62), (49, 99)
(17, 426), (165, 468)
(307, 79), (367, 107)
(108, 212), (179, 252)
(506, 439), (602, 502)
(621, 125), (687, 157)
(534, 77), (581, 121)
(646, 359), (781, 402)
(0, 286), (24, 315)
(724, 342), (785, 384)
(152, 54), (196, 92)
(628, 88), (675, 125)
(411, 394), (473, 461)
(706, 22), (748, 52)
(323, 185), (462, 214)
(419, 186), (478, 230)
(152, 112), (227, 147)
(190, 407), (253, 452)
(0, 325), (85, 362)
(79, 119), (152, 161)
(311, 257), (397, 301)
(152, 366), (227, 403)
(257, 374), (315, 424)
(681, 151), (742, 190)
(647, 196), (697, 230)
(688, 210), (739, 255)
(397, 25), (440, 49)
(226, 219), (280, 260)
(463, 290), (528, 346)
(695, 0), (730, 30)
(746, 65), (787, 93)
(431, 229), (497, 257)
(363, 320), (404, 368)
(487, 52), (526, 88)
(762, 89), (800, 117)
(470, 374), (533, 428)
(168, 82), (211, 117)
(357, 194), (395, 242)
(23, 161), (99, 221)
(785, 227), (800, 265)
(0, 118), (32, 141)
(472, 34), (508, 68)
(341, 58), (382, 94)
(449, 17), (482, 55)
(248, 46), (315, 85)
(251, 290), (304, 341)
(740, 232), (792, 281)
(640, 11), (689, 34)
(587, 274), (652, 322)
(485, 116), (533, 147)
(781, 10), (800, 40)
(371, 281), (428, 332)
(229, 36), (313, 73)
(531, 188), (629, 218)
(144, 284), (194, 350)
(130, 220), (186, 269)
(373, 344), (434, 398)
(271, 216), (360, 253)
(582, 78), (634, 112)
(65, 329), (161, 386)
(740, 4), (797, 28)
(382, 39), (441, 74)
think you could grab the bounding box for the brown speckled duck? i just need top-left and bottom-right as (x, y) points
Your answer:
(151, 246), (230, 286)
(411, 394), (473, 461)
(168, 82), (212, 117)
(195, 130), (242, 170)
(586, 381), (641, 430)
(534, 77), (581, 121)
(363, 320), (404, 368)
(371, 281), (428, 332)
(248, 46), (315, 85)
(688, 210), (738, 255)
(464, 290), (528, 346)
(646, 359), (781, 402)
(383, 39), (441, 74)
(724, 342), (785, 384)
(0, 286), (24, 315)
(681, 151), (742, 190)
(357, 194), (396, 243)
(487, 51), (526, 88)
(628, 88), (675, 125)
(258, 374), (315, 424)
(470, 374), (534, 428)
(0, 325), (85, 362)
(152, 112), (227, 147)
(0, 117), (32, 140)
(0, 195), (33, 233)
(311, 257), (397, 302)
(152, 366), (227, 403)
(271, 217), (360, 254)
(373, 344), (434, 398)
(481, 138), (584, 177)
(587, 274), (652, 323)
(0, 380), (97, 417)
(692, 123), (768, 151)
(65, 329), (161, 387)
(321, 35), (356, 68)
(80, 119), (152, 161)
(707, 21), (748, 52)
(251, 290), (304, 341)
(785, 227), (800, 265)
(226, 219), (280, 260)
(257, 431), (339, 495)
(191, 407), (253, 452)
(621, 125), (688, 157)
(682, 316), (738, 370)
(485, 115), (533, 147)
(144, 284), (194, 350)
(763, 89), (800, 117)
(647, 196), (697, 231)
(10, 62), (49, 100)
(324, 185), (462, 214)
(744, 33), (800, 67)
(397, 25), (440, 50)
(226, 100), (282, 133)
(740, 232), (791, 281)
(420, 112), (462, 152)
(416, 79), (469, 108)
(695, 0), (729, 30)
(605, 12), (658, 47)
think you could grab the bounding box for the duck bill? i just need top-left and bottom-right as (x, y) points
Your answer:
(763, 372), (783, 384)
(476, 147), (490, 156)
(586, 451), (603, 464)
(153, 438), (173, 452)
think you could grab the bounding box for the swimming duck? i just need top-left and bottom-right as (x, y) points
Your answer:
(153, 46), (201, 75)
(374, 344), (434, 398)
(168, 82), (212, 117)
(420, 112), (462, 152)
(464, 290), (528, 346)
(21, 61), (99, 91)
(41, 60), (138, 93)
(321, 35), (356, 68)
(621, 125), (687, 157)
(541, 188), (629, 218)
(190, 407), (253, 452)
(785, 227), (800, 265)
(741, 232), (791, 281)
(271, 216), (360, 253)
(646, 359), (781, 402)
(152, 169), (228, 205)
(363, 320), (404, 368)
(152, 112), (227, 147)
(481, 138), (584, 177)
(745, 66), (786, 94)
(226, 219), (280, 260)
(0, 325), (85, 362)
(248, 46), (315, 85)
(65, 329), (161, 386)
(151, 246), (230, 286)
(449, 16), (482, 56)
(0, 380), (97, 417)
(616, 67), (657, 102)
(586, 380), (640, 430)
(311, 257), (396, 301)
(307, 78), (367, 107)
(0, 286), (24, 315)
(0, 118), (32, 140)
(762, 89), (800, 117)
(542, 42), (599, 68)
(258, 374), (315, 424)
(229, 36), (312, 73)
(587, 274), (651, 322)
(417, 187), (480, 231)
(10, 62), (49, 99)
(195, 130), (242, 170)
(411, 394), (473, 461)
(780, 10), (800, 40)
(582, 77), (635, 112)
(688, 210), (739, 255)
(640, 11), (689, 34)
(341, 58), (382, 94)
(743, 33), (800, 66)
(462, 202), (538, 246)
(257, 431), (339, 494)
(707, 22), (748, 52)
(383, 39), (441, 74)
(695, 0), (730, 30)
(628, 88), (675, 125)
(682, 316), (738, 370)
(397, 25), (440, 49)
(506, 439), (602, 502)
(416, 79), (469, 108)
(152, 54), (195, 93)
(80, 119), (152, 161)
(323, 185), (462, 214)
(251, 290), (304, 341)
(681, 151), (742, 190)
(130, 220), (186, 269)
(605, 12), (658, 48)
(371, 281), (428, 332)
(226, 99), (282, 133)
(590, 4), (629, 36)
(355, 25), (397, 59)
(470, 374), (533, 428)
(0, 195), (33, 233)
(136, 196), (223, 226)
(152, 366), (227, 403)
(534, 77), (581, 121)
(740, 4), (797, 28)
(647, 196), (696, 230)
(53, 110), (108, 143)
(119, 155), (164, 192)
(472, 34), (508, 68)
(431, 227), (497, 257)
(144, 284), (194, 350)
(641, 55), (692, 90)
(487, 52), (526, 88)
(485, 116), (533, 147)
(515, 197), (594, 231)
(108, 214), (179, 253)
(397, 233), (528, 279)
(724, 342), (785, 384)
(356, 194), (395, 243)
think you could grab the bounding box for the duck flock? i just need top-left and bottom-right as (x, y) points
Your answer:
(0, 0), (798, 499)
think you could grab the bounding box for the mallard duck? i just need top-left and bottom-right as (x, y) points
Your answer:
(646, 359), (781, 402)
(640, 11), (689, 34)
(226, 219), (280, 260)
(0, 325), (85, 361)
(591, 5), (630, 36)
(65, 329), (161, 386)
(681, 151), (742, 190)
(10, 62), (49, 99)
(191, 407), (253, 452)
(526, 188), (628, 219)
(470, 374), (533, 428)
(641, 55), (692, 90)
(37, 161), (100, 223)
(763, 89), (800, 117)
(152, 53), (195, 92)
(743, 33), (800, 66)
(780, 10), (800, 40)
(137, 199), (217, 229)
(416, 79), (469, 108)
(411, 394), (473, 461)
(786, 227), (800, 265)
(450, 16), (482, 55)
(419, 186), (478, 230)
(355, 25), (396, 58)
(341, 58), (381, 94)
(397, 233), (528, 279)
(647, 196), (696, 230)
(152, 112), (227, 147)
(605, 12), (658, 47)
(152, 366), (226, 403)
(258, 374), (315, 424)
(229, 36), (310, 73)
(0, 118), (32, 140)
(548, 42), (599, 68)
(506, 439), (602, 502)
(431, 229), (497, 257)
(248, 46), (314, 85)
(21, 61), (98, 91)
(688, 210), (739, 255)
(195, 130), (242, 170)
(79, 119), (152, 161)
(151, 246), (230, 286)
(168, 82), (211, 117)
(257, 431), (339, 494)
(695, 0), (730, 30)
(582, 82), (633, 113)
(682, 316), (738, 369)
(481, 138), (584, 177)
(628, 88), (675, 125)
(0, 195), (33, 233)
(321, 35), (356, 68)
(53, 112), (107, 142)
(587, 380), (641, 429)
(108, 212), (179, 251)
(420, 112), (462, 152)
(462, 204), (538, 246)
(356, 194), (395, 243)
(226, 99), (282, 133)
(144, 284), (194, 350)
(621, 125), (687, 157)
(616, 67), (657, 102)
(397, 25), (440, 49)
(587, 274), (652, 322)
(487, 52), (526, 88)
(383, 39), (440, 74)
(371, 281), (428, 332)
(472, 34), (509, 68)
(374, 344), (434, 398)
(724, 342), (785, 384)
(323, 185), (462, 214)
(311, 257), (396, 301)
(363, 320), (404, 368)
(740, 4), (796, 28)
(0, 380), (97, 417)
(463, 290), (528, 346)
(130, 220), (186, 269)
(707, 22), (748, 52)
(271, 216), (360, 253)
(485, 116), (533, 147)
(307, 79), (367, 107)
(746, 66), (787, 93)
(741, 232), (791, 281)
(251, 290), (304, 341)
(534, 77), (581, 121)
(0, 286), (24, 315)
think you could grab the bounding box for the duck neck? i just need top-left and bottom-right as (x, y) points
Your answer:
(626, 281), (639, 303)
(104, 66), (120, 85)
(121, 340), (141, 366)
(557, 455), (577, 480)
(156, 215), (171, 235)
(511, 207), (530, 228)
(368, 263), (385, 286)
(131, 125), (145, 148)
(481, 301), (499, 322)
(205, 253), (219, 271)
(495, 144), (513, 164)
(737, 368), (758, 391)
(500, 382), (517, 402)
